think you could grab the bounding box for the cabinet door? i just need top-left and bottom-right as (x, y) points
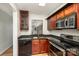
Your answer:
(32, 40), (40, 55)
(40, 39), (48, 53)
(64, 4), (76, 16)
(48, 15), (56, 30)
(48, 19), (53, 30)
(20, 10), (29, 31)
(76, 4), (79, 30)
(57, 11), (64, 19)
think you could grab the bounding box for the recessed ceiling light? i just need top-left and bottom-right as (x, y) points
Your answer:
(39, 3), (46, 6)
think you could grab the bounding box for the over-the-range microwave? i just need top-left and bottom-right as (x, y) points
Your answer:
(56, 12), (77, 29)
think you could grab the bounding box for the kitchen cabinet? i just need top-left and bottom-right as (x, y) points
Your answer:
(47, 3), (79, 30)
(76, 4), (79, 30)
(48, 15), (57, 30)
(32, 38), (48, 55)
(57, 10), (64, 19)
(40, 39), (48, 53)
(20, 10), (29, 31)
(64, 4), (76, 16)
(32, 39), (40, 54)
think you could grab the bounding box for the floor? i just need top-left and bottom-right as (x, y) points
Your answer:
(32, 53), (48, 56)
(0, 47), (13, 56)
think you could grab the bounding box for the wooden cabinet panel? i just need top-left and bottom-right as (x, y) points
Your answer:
(32, 39), (40, 54)
(48, 15), (57, 30)
(40, 39), (48, 53)
(76, 4), (79, 30)
(64, 4), (76, 16)
(20, 10), (29, 31)
(32, 38), (48, 55)
(57, 11), (64, 19)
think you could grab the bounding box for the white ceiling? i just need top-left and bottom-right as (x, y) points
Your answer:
(15, 3), (65, 15)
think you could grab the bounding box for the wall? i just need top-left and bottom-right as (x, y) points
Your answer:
(0, 9), (13, 54)
(19, 13), (47, 36)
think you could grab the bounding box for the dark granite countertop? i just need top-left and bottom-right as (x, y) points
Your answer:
(18, 34), (61, 39)
(18, 34), (79, 49)
(49, 40), (74, 50)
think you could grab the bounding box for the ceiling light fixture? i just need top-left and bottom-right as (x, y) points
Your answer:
(39, 3), (46, 6)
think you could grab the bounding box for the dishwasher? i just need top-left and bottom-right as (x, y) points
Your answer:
(18, 38), (32, 56)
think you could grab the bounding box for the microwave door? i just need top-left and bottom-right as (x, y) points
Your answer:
(68, 14), (76, 28)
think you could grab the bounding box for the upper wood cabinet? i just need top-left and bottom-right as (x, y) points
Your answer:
(75, 4), (79, 30)
(20, 10), (29, 31)
(57, 10), (64, 19)
(48, 15), (57, 30)
(64, 4), (76, 16)
(47, 3), (79, 30)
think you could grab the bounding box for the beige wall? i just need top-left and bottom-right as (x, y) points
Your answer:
(0, 8), (13, 54)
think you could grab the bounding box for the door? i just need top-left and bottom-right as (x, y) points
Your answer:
(32, 38), (48, 55)
(32, 20), (43, 35)
(40, 39), (48, 53)
(32, 39), (40, 55)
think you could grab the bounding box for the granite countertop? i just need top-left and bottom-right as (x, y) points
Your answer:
(18, 34), (79, 48)
(18, 34), (61, 39)
(49, 40), (73, 50)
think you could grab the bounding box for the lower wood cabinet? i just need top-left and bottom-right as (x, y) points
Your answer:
(32, 39), (40, 54)
(32, 38), (48, 55)
(40, 39), (48, 53)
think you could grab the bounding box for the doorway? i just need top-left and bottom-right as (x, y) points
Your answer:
(32, 20), (43, 35)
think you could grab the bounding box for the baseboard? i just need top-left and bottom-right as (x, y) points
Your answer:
(0, 44), (12, 55)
